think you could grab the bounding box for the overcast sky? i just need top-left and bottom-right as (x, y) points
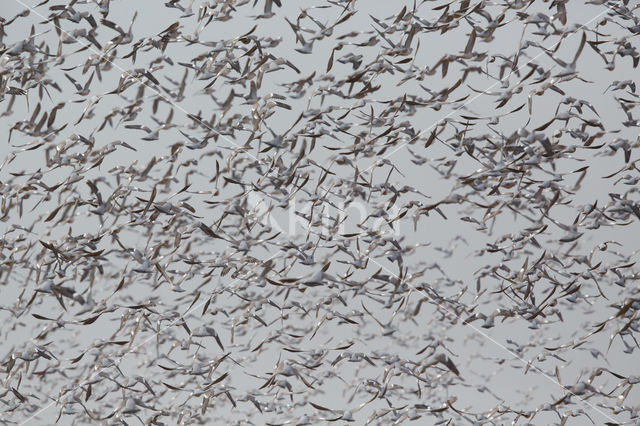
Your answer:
(1, 1), (639, 425)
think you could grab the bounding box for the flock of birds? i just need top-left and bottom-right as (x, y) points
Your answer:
(0, 0), (640, 424)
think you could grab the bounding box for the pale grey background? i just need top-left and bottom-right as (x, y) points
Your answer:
(1, 0), (639, 425)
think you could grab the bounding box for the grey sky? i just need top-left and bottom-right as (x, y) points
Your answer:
(1, 0), (640, 425)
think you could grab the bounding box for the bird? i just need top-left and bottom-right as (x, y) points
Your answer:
(0, 1), (638, 425)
